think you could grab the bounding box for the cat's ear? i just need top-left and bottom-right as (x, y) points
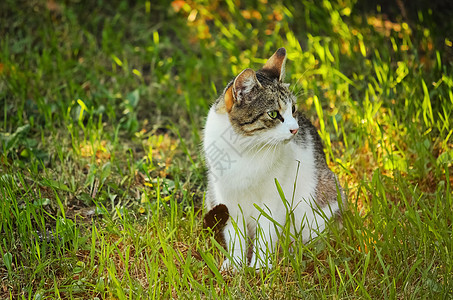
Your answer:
(262, 47), (287, 81)
(233, 68), (262, 101)
(225, 68), (262, 112)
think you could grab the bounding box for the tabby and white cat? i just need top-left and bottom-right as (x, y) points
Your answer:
(203, 48), (345, 271)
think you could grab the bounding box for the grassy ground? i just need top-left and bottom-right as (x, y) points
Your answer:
(1, 0), (452, 298)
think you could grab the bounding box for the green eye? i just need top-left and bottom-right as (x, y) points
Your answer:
(267, 110), (278, 119)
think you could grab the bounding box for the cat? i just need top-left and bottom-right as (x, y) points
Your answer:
(203, 48), (345, 271)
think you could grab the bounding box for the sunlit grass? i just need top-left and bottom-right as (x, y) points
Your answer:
(0, 0), (452, 298)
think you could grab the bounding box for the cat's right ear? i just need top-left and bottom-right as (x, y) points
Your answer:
(262, 47), (287, 81)
(225, 68), (262, 112)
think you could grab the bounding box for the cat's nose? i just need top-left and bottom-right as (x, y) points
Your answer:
(290, 128), (298, 135)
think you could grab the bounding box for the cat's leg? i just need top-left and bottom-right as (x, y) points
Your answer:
(221, 216), (248, 271)
(249, 212), (284, 270)
(296, 199), (339, 242)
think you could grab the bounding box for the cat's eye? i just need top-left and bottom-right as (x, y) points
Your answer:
(267, 110), (278, 119)
(292, 105), (296, 114)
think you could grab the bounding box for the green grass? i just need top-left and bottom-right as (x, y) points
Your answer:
(1, 0), (452, 298)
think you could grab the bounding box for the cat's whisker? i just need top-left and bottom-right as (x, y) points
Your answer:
(269, 140), (280, 160)
(243, 135), (276, 155)
(249, 137), (281, 162)
(290, 68), (311, 93)
(242, 136), (268, 155)
(260, 139), (279, 163)
(249, 139), (275, 160)
(294, 89), (313, 100)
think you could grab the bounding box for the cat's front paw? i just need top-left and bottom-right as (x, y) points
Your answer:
(220, 258), (241, 273)
(249, 254), (272, 272)
(220, 258), (234, 272)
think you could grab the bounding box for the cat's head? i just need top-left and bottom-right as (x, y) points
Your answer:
(218, 48), (299, 142)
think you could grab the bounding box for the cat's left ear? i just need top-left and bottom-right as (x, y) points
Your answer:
(225, 68), (262, 112)
(262, 47), (287, 82)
